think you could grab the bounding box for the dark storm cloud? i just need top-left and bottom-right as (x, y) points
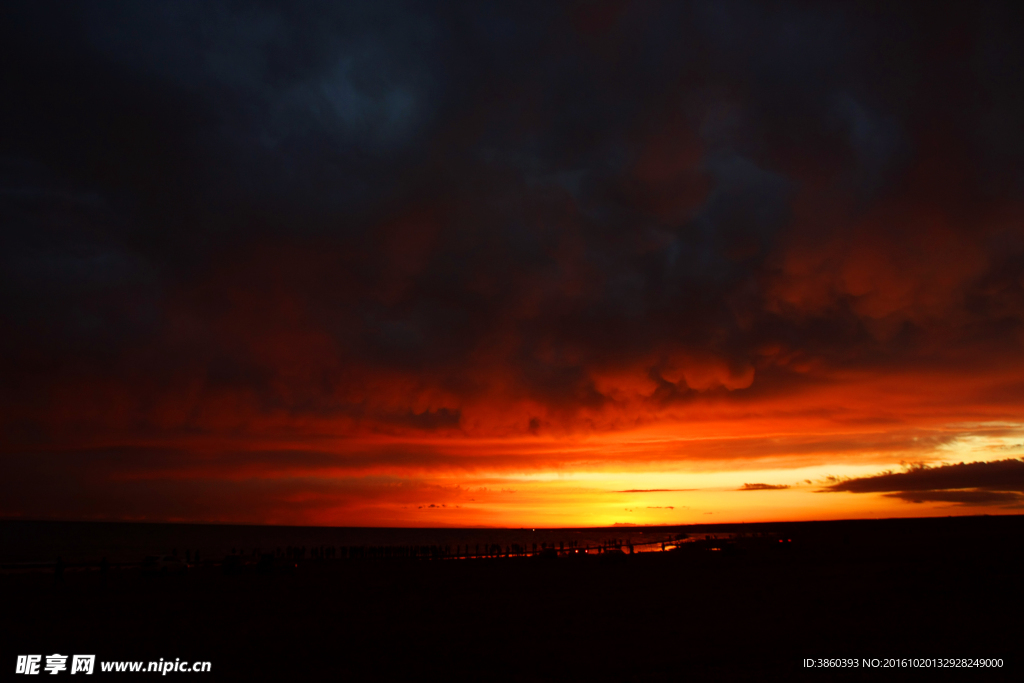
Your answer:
(827, 459), (1024, 494)
(884, 490), (1022, 505)
(2, 0), (1024, 449)
(825, 459), (1024, 506)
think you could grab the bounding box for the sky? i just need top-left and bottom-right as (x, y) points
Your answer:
(2, 0), (1024, 527)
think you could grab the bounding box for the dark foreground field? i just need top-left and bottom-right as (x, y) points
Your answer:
(2, 516), (1022, 681)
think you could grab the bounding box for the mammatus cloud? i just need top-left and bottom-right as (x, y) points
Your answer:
(823, 459), (1024, 506)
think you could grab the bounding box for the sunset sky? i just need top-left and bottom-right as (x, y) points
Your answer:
(2, 1), (1024, 527)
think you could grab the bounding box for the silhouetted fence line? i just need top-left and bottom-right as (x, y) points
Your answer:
(210, 535), (696, 566)
(3, 532), (790, 577)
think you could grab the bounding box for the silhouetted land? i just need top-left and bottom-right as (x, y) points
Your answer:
(2, 515), (1021, 680)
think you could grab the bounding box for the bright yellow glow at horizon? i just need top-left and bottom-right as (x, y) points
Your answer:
(312, 429), (1024, 528)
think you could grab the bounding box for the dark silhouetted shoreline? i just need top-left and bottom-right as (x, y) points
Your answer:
(2, 515), (1021, 680)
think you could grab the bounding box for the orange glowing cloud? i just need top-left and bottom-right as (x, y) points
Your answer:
(3, 2), (1024, 527)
